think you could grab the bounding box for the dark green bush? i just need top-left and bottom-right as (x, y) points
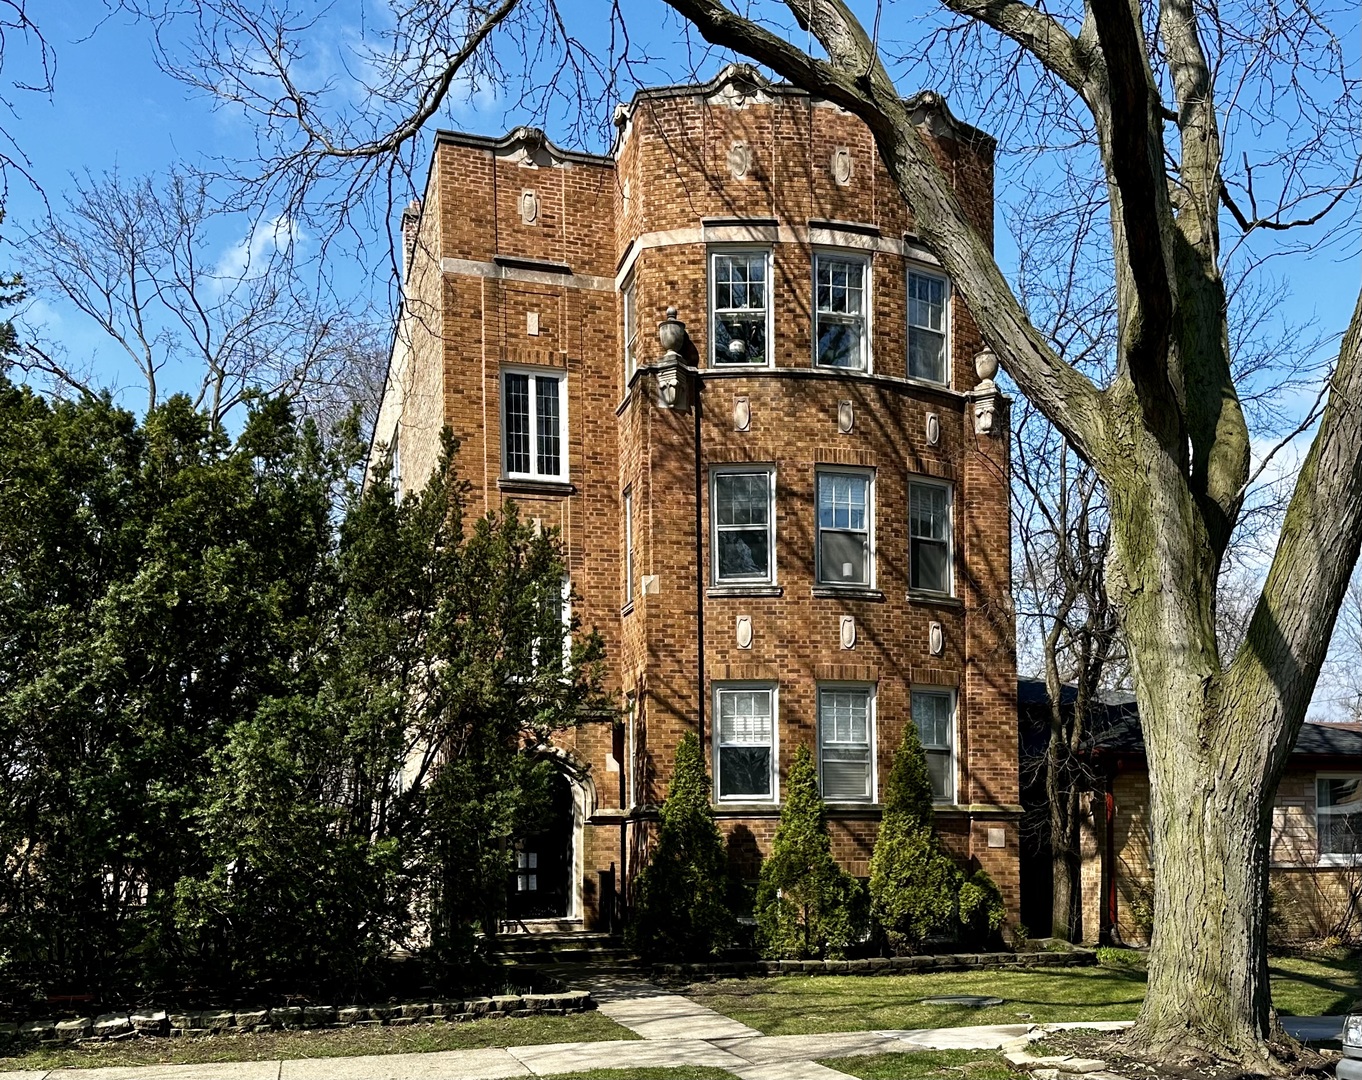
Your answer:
(869, 723), (963, 953)
(628, 733), (735, 960)
(755, 745), (864, 959)
(958, 869), (1006, 947)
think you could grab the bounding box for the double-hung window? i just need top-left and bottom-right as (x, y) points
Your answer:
(711, 251), (770, 366)
(623, 487), (635, 609)
(529, 574), (572, 675)
(502, 368), (567, 481)
(817, 469), (873, 587)
(912, 688), (955, 802)
(623, 276), (639, 382)
(1317, 776), (1362, 862)
(907, 270), (948, 383)
(819, 686), (873, 802)
(715, 685), (776, 801)
(814, 253), (868, 370)
(712, 467), (775, 585)
(909, 480), (952, 593)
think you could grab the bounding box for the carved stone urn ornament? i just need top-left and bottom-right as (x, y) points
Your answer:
(654, 307), (690, 410)
(658, 307), (686, 358)
(971, 347), (1001, 435)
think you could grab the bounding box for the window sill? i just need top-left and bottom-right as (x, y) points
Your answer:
(812, 585), (884, 602)
(708, 584), (783, 598)
(713, 801), (780, 814)
(906, 590), (962, 607)
(498, 477), (576, 497)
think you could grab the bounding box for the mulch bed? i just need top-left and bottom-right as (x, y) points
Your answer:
(1032, 1029), (1337, 1080)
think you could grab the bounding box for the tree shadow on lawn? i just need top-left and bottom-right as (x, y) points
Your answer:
(1267, 958), (1361, 1016)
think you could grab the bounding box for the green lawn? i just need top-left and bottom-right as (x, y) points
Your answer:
(684, 954), (1360, 1036)
(0, 1011), (636, 1072)
(824, 1050), (1021, 1079)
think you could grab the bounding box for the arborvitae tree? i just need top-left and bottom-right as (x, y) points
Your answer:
(958, 869), (1007, 948)
(755, 745), (863, 959)
(869, 724), (963, 954)
(628, 733), (734, 960)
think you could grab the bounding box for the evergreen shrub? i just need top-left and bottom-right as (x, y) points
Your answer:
(755, 745), (864, 959)
(628, 733), (735, 960)
(869, 723), (963, 953)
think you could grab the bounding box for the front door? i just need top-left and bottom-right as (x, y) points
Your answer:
(506, 771), (573, 920)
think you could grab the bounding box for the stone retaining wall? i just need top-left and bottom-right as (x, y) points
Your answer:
(1, 991), (594, 1044)
(653, 948), (1096, 979)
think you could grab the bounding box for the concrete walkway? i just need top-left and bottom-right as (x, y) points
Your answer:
(0, 981), (1346, 1080)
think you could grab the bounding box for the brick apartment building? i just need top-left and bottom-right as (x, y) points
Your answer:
(371, 65), (1020, 931)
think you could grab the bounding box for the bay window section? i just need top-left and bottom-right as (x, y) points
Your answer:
(819, 686), (873, 802)
(715, 685), (776, 801)
(711, 251), (770, 366)
(817, 469), (873, 586)
(909, 481), (952, 594)
(907, 270), (948, 383)
(712, 468), (775, 585)
(1317, 776), (1362, 862)
(815, 253), (868, 370)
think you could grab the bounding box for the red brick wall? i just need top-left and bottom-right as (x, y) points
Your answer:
(396, 70), (1019, 926)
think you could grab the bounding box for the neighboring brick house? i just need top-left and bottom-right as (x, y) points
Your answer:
(1018, 678), (1362, 943)
(371, 65), (1020, 932)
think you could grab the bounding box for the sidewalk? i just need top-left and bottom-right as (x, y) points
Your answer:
(0, 979), (1344, 1080)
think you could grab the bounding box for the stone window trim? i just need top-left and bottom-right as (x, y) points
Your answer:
(709, 247), (774, 369)
(1315, 773), (1362, 866)
(911, 685), (957, 804)
(817, 681), (877, 804)
(815, 466), (876, 589)
(909, 477), (954, 597)
(500, 364), (569, 483)
(710, 464), (778, 587)
(713, 682), (779, 804)
(812, 248), (872, 373)
(907, 265), (951, 386)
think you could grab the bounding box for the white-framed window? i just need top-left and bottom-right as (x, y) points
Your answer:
(390, 430), (402, 499)
(816, 468), (874, 587)
(502, 367), (567, 482)
(623, 275), (639, 382)
(715, 683), (777, 802)
(623, 487), (634, 609)
(907, 269), (949, 384)
(818, 684), (875, 802)
(711, 249), (771, 367)
(530, 573), (572, 674)
(711, 466), (776, 585)
(909, 480), (952, 594)
(1316, 775), (1362, 863)
(912, 687), (955, 802)
(814, 252), (869, 370)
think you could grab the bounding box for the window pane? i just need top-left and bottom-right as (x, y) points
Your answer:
(719, 690), (773, 743)
(720, 746), (772, 798)
(925, 749), (951, 801)
(912, 691), (951, 748)
(1318, 777), (1362, 856)
(910, 484), (948, 539)
(909, 272), (945, 329)
(717, 473), (769, 526)
(715, 313), (768, 365)
(820, 689), (869, 744)
(909, 329), (946, 382)
(504, 373), (530, 474)
(821, 531), (868, 584)
(719, 529), (770, 579)
(817, 319), (863, 368)
(822, 751), (871, 800)
(820, 474), (867, 530)
(536, 377), (561, 476)
(910, 538), (947, 592)
(714, 254), (768, 365)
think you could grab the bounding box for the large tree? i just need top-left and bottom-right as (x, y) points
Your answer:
(655, 0), (1361, 1067)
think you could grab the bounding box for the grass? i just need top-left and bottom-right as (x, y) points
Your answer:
(824, 1050), (1021, 1079)
(0, 1011), (636, 1072)
(683, 954), (1361, 1036)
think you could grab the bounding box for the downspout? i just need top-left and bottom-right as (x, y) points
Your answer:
(694, 374), (706, 755)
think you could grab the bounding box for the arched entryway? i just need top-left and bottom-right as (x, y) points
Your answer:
(507, 770), (576, 921)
